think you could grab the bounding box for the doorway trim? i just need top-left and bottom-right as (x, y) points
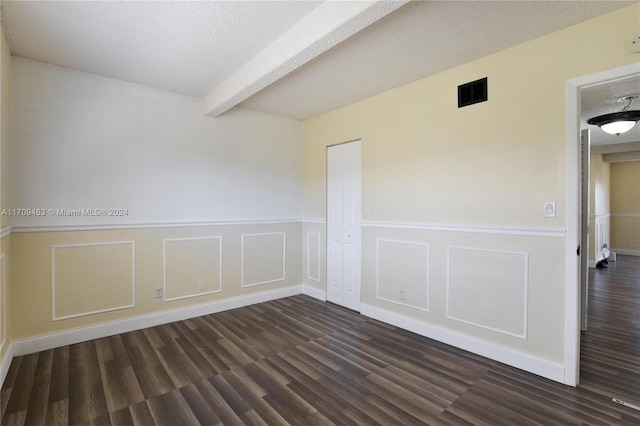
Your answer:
(564, 62), (640, 386)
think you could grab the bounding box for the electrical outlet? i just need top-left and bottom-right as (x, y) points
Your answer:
(198, 278), (207, 291)
(399, 288), (406, 301)
(154, 287), (163, 298)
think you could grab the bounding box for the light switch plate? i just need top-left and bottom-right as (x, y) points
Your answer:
(544, 201), (556, 218)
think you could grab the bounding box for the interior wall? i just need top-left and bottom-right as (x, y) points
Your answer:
(302, 3), (639, 380)
(588, 154), (610, 265)
(8, 59), (303, 341)
(12, 58), (302, 227)
(0, 24), (11, 372)
(610, 160), (640, 255)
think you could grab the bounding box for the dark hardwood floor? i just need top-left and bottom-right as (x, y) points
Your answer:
(581, 254), (640, 407)
(2, 255), (639, 425)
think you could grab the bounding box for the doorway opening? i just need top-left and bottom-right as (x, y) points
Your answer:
(565, 62), (640, 386)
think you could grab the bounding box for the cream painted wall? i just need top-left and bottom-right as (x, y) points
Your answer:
(11, 58), (302, 227)
(302, 4), (639, 371)
(588, 154), (610, 264)
(11, 223), (301, 339)
(0, 26), (11, 367)
(610, 160), (640, 253)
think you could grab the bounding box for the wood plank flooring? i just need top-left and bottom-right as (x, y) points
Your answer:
(581, 254), (640, 407)
(2, 255), (639, 425)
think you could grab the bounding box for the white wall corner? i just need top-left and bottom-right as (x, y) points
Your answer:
(302, 284), (326, 301)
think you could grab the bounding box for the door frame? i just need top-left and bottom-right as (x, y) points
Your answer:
(579, 129), (590, 333)
(564, 62), (639, 386)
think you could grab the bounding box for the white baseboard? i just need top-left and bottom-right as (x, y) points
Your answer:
(360, 303), (566, 384)
(302, 284), (326, 301)
(0, 342), (14, 388)
(12, 285), (303, 357)
(588, 260), (597, 269)
(611, 248), (640, 257)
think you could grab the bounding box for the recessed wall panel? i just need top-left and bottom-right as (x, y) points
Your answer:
(376, 239), (429, 311)
(52, 241), (135, 321)
(164, 236), (222, 301)
(241, 233), (285, 287)
(447, 246), (528, 338)
(307, 232), (320, 281)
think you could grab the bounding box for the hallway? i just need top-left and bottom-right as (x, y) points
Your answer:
(581, 254), (640, 406)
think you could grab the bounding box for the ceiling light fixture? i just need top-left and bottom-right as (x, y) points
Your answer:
(588, 95), (640, 136)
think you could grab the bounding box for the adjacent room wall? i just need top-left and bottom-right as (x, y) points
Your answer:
(588, 154), (610, 266)
(610, 160), (640, 255)
(302, 4), (638, 382)
(8, 59), (303, 344)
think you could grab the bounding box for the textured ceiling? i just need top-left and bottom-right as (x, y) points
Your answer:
(1, 0), (322, 97)
(1, 0), (637, 125)
(241, 0), (636, 119)
(581, 75), (640, 146)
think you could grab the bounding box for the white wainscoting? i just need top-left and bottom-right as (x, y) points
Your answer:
(241, 232), (286, 287)
(51, 241), (136, 321)
(591, 214), (611, 266)
(163, 236), (223, 302)
(307, 232), (321, 282)
(446, 246), (529, 339)
(376, 239), (429, 312)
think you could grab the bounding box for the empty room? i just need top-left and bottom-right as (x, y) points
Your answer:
(1, 1), (639, 424)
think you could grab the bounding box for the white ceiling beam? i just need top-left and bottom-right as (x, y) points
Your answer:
(203, 0), (409, 117)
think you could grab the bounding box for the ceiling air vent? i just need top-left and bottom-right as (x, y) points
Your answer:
(458, 77), (488, 108)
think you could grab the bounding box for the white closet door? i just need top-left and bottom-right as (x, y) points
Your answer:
(327, 140), (361, 311)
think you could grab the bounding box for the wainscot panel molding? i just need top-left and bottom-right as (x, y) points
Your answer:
(361, 303), (565, 384)
(163, 236), (223, 302)
(446, 246), (529, 339)
(302, 218), (327, 224)
(362, 220), (566, 238)
(376, 239), (429, 312)
(307, 232), (321, 282)
(241, 232), (286, 287)
(51, 241), (136, 321)
(12, 218), (303, 233)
